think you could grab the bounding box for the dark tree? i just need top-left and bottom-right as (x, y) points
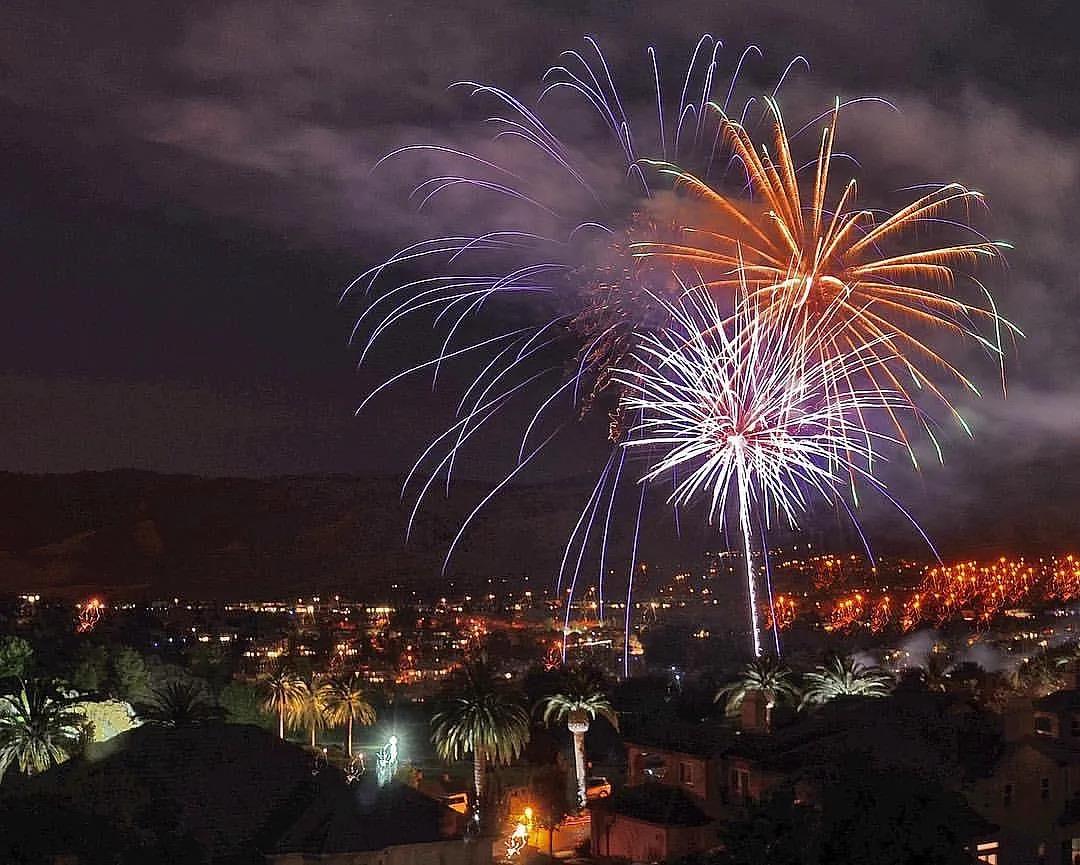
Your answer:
(711, 790), (817, 865)
(109, 646), (151, 702)
(136, 680), (224, 727)
(816, 766), (980, 865)
(0, 636), (33, 684)
(70, 644), (109, 694)
(710, 764), (983, 865)
(528, 764), (572, 856)
(219, 680), (273, 728)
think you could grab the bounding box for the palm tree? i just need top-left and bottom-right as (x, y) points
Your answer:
(261, 668), (303, 739)
(1053, 642), (1080, 670)
(919, 653), (953, 693)
(137, 680), (223, 727)
(536, 669), (618, 810)
(801, 655), (893, 707)
(1011, 654), (1064, 697)
(715, 657), (799, 722)
(325, 674), (376, 757)
(948, 661), (987, 695)
(431, 655), (530, 818)
(294, 676), (332, 749)
(0, 681), (83, 780)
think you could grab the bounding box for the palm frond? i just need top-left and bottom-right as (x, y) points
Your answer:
(801, 655), (893, 708)
(431, 654), (530, 765)
(715, 657), (799, 716)
(0, 680), (83, 779)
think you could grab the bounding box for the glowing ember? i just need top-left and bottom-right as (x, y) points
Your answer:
(76, 598), (105, 634)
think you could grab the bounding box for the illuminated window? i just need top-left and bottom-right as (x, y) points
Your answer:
(1070, 838), (1080, 865)
(976, 841), (999, 865)
(679, 762), (695, 786)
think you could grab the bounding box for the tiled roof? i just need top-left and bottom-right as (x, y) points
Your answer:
(266, 774), (463, 855)
(624, 719), (737, 757)
(1035, 689), (1080, 714)
(593, 782), (713, 826)
(18, 722), (465, 861)
(729, 692), (1000, 782)
(24, 723), (315, 861)
(1019, 734), (1080, 766)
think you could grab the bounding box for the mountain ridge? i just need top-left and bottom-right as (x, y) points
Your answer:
(0, 469), (663, 600)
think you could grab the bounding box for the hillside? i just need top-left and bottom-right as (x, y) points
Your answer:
(0, 470), (687, 599)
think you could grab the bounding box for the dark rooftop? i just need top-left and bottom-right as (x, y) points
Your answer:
(266, 774), (464, 855)
(624, 718), (736, 757)
(593, 782), (713, 826)
(1019, 734), (1080, 767)
(1035, 688), (1080, 714)
(4, 722), (314, 862)
(626, 691), (1001, 785)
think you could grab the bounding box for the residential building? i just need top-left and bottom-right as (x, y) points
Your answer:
(968, 689), (1080, 865)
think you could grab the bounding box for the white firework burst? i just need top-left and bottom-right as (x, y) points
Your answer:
(617, 278), (913, 655)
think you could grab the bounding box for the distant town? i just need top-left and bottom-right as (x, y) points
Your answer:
(16, 548), (1079, 695)
(7, 545), (1080, 864)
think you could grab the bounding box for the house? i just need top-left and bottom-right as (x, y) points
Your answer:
(2, 723), (319, 862)
(263, 773), (487, 865)
(967, 690), (1080, 865)
(608, 690), (1000, 862)
(590, 783), (720, 861)
(623, 692), (798, 822)
(626, 734), (723, 810)
(610, 717), (737, 860)
(0, 723), (490, 865)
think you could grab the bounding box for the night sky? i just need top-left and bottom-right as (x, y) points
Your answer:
(3, 0), (1080, 554)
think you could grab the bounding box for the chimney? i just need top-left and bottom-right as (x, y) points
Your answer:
(1002, 697), (1033, 743)
(741, 690), (770, 733)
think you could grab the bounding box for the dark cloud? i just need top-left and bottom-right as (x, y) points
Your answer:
(0, 374), (335, 475)
(2, 0), (1080, 555)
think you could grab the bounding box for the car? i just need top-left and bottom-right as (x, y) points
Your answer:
(441, 792), (469, 814)
(585, 776), (612, 799)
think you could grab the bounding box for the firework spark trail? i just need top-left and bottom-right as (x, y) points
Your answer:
(623, 482), (647, 678)
(762, 555), (1080, 635)
(76, 598), (104, 635)
(633, 99), (1021, 463)
(559, 450), (617, 661)
(355, 38), (812, 604)
(898, 556), (1080, 630)
(757, 501), (782, 656)
(616, 278), (912, 654)
(353, 36), (1014, 665)
(356, 37), (801, 413)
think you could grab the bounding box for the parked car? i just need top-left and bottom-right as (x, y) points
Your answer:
(585, 777), (612, 799)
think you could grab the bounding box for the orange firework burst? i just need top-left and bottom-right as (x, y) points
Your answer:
(898, 556), (1080, 631)
(634, 99), (1019, 459)
(1051, 555), (1080, 602)
(869, 595), (893, 632)
(765, 593), (798, 631)
(815, 591), (894, 634)
(825, 592), (866, 633)
(762, 555), (1078, 635)
(76, 597), (104, 634)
